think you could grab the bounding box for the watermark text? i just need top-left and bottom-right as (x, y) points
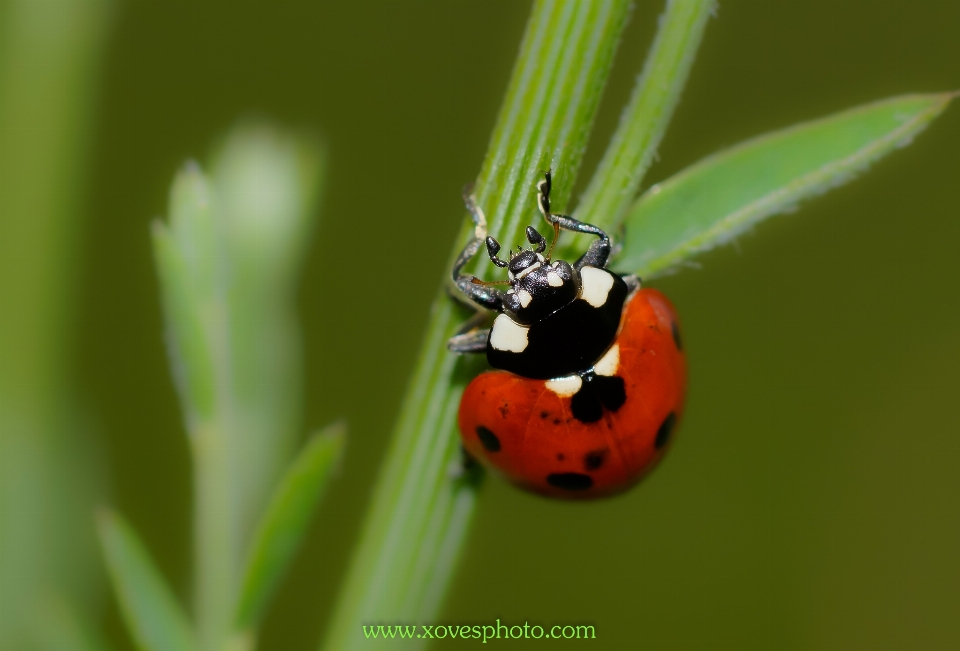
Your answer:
(362, 619), (596, 642)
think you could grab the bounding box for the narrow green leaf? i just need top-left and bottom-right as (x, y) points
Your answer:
(96, 510), (197, 651)
(151, 216), (216, 428)
(619, 92), (956, 277)
(234, 423), (345, 632)
(574, 0), (714, 248)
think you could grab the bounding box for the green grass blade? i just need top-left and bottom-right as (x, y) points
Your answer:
(96, 510), (197, 651)
(618, 92), (957, 277)
(573, 0), (714, 250)
(234, 423), (346, 633)
(320, 2), (631, 649)
(152, 167), (219, 429)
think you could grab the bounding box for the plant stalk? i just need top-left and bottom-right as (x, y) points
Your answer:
(321, 1), (632, 648)
(568, 0), (714, 258)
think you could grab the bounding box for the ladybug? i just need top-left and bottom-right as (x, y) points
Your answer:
(448, 171), (687, 498)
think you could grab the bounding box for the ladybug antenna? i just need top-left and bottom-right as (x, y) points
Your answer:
(526, 226), (547, 254)
(485, 236), (508, 268)
(470, 277), (510, 287)
(537, 170), (561, 259)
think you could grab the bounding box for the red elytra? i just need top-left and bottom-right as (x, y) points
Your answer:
(458, 288), (687, 499)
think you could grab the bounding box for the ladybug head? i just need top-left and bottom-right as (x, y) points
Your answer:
(485, 226), (549, 282)
(507, 249), (544, 281)
(482, 226), (580, 322)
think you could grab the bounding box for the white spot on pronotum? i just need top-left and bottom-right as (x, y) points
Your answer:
(580, 267), (614, 308)
(516, 261), (541, 279)
(546, 271), (564, 287)
(594, 344), (620, 377)
(545, 375), (582, 397)
(517, 289), (533, 308)
(490, 314), (529, 353)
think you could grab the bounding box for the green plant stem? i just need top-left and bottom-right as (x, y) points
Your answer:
(568, 0), (714, 259)
(156, 166), (241, 651)
(321, 1), (631, 648)
(0, 0), (113, 647)
(193, 420), (236, 651)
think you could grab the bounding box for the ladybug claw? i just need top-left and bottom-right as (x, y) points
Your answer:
(448, 446), (479, 479)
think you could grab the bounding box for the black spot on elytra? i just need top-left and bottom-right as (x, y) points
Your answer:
(552, 418), (562, 425)
(571, 388), (602, 423)
(498, 404), (509, 419)
(655, 412), (676, 449)
(584, 448), (608, 471)
(671, 321), (683, 351)
(556, 453), (565, 461)
(540, 410), (550, 419)
(476, 426), (501, 452)
(546, 472), (594, 491)
(570, 373), (626, 423)
(596, 375), (626, 411)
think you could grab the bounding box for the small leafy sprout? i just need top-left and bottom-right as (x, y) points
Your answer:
(99, 126), (345, 651)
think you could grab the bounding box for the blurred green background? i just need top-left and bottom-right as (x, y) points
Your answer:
(2, 0), (959, 649)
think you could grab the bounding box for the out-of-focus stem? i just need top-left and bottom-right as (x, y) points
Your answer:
(0, 0), (113, 647)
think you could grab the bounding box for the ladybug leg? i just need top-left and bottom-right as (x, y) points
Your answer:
(448, 300), (492, 353)
(447, 327), (490, 353)
(448, 445), (484, 483)
(452, 308), (492, 336)
(453, 251), (503, 311)
(451, 190), (504, 311)
(571, 233), (612, 271)
(536, 171), (611, 270)
(536, 171), (562, 255)
(609, 232), (624, 259)
(451, 188), (488, 276)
